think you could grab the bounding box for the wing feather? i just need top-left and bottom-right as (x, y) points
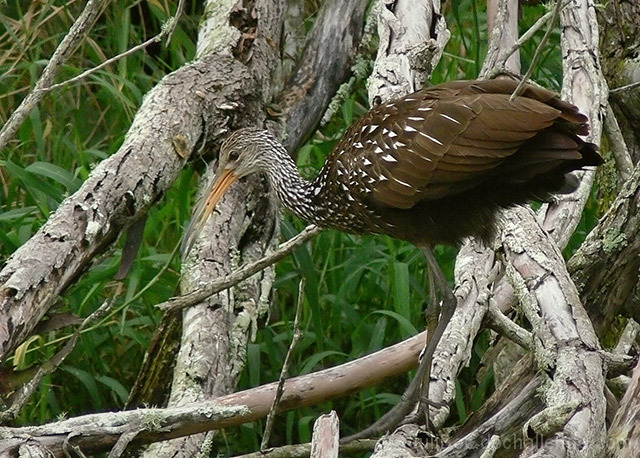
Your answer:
(324, 79), (585, 210)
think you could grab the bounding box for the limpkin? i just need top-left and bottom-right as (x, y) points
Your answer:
(182, 77), (602, 434)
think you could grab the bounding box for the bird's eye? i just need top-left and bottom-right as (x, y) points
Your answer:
(229, 150), (240, 161)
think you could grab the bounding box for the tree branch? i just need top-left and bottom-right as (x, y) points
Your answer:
(157, 225), (321, 313)
(0, 330), (425, 456)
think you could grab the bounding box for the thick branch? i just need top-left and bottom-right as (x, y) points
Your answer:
(568, 162), (640, 333)
(278, 0), (369, 152)
(0, 331), (424, 456)
(502, 206), (605, 457)
(0, 55), (257, 363)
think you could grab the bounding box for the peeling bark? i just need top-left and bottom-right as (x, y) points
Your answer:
(0, 55), (258, 363)
(368, 0), (449, 104)
(568, 163), (640, 334)
(598, 0), (640, 163)
(140, 0), (285, 455)
(501, 207), (606, 457)
(138, 0), (369, 455)
(607, 359), (640, 457)
(278, 0), (369, 152)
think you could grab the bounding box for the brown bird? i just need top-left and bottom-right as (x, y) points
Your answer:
(182, 77), (601, 434)
(184, 78), (600, 253)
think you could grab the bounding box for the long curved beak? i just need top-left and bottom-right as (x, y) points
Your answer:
(182, 168), (239, 255)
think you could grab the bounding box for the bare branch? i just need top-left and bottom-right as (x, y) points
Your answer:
(501, 206), (605, 457)
(157, 225), (321, 313)
(261, 278), (306, 450)
(604, 102), (634, 182)
(0, 54), (256, 362)
(0, 331), (425, 455)
(483, 0), (521, 76)
(484, 300), (532, 350)
(606, 358), (640, 457)
(278, 0), (370, 152)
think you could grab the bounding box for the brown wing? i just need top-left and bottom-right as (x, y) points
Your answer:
(326, 79), (572, 210)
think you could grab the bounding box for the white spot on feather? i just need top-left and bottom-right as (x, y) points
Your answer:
(440, 113), (461, 124)
(419, 131), (443, 145)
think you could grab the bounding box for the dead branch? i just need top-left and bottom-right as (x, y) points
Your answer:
(568, 161), (640, 334)
(310, 411), (340, 458)
(607, 359), (640, 457)
(279, 0), (370, 152)
(261, 278), (306, 450)
(45, 0), (186, 94)
(156, 225), (321, 313)
(502, 206), (606, 457)
(0, 331), (424, 456)
(0, 52), (258, 363)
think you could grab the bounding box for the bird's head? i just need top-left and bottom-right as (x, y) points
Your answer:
(182, 128), (278, 254)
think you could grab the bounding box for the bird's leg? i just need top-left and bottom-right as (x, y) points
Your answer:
(340, 247), (456, 444)
(417, 246), (457, 428)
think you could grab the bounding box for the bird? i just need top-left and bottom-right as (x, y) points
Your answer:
(183, 77), (601, 254)
(181, 76), (602, 435)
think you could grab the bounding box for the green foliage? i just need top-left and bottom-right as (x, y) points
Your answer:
(0, 0), (602, 456)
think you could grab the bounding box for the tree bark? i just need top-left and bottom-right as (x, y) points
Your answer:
(139, 0), (369, 456)
(0, 54), (256, 363)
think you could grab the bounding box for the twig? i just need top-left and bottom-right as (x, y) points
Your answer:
(511, 0), (564, 99)
(0, 0), (107, 151)
(499, 10), (554, 71)
(604, 102), (634, 182)
(484, 301), (532, 350)
(107, 430), (142, 458)
(45, 0), (186, 93)
(609, 80), (640, 94)
(157, 225), (322, 313)
(261, 278), (306, 450)
(163, 0), (186, 46)
(0, 0), (186, 152)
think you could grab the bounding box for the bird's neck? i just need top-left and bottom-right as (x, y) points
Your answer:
(265, 144), (319, 223)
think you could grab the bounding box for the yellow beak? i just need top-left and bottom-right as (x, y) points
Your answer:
(182, 168), (239, 255)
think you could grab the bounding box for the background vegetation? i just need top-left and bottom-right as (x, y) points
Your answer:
(0, 0), (598, 454)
